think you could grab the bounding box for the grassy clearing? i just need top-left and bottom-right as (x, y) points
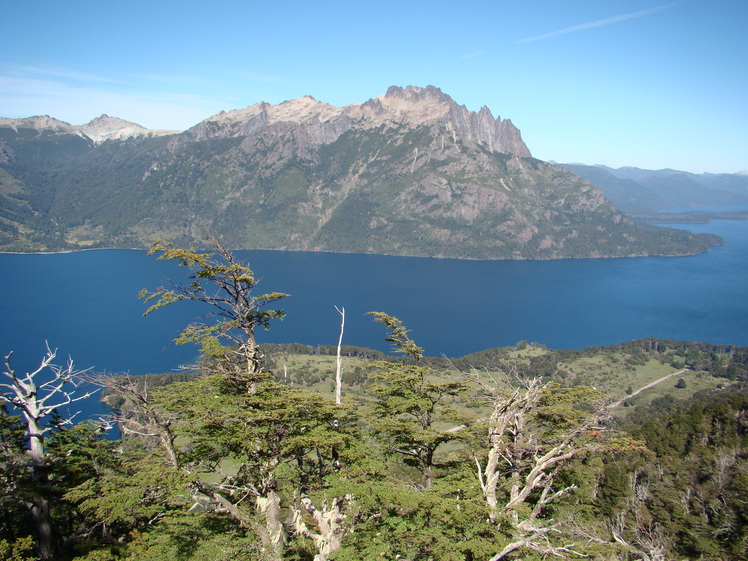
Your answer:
(261, 341), (736, 419)
(616, 369), (732, 414)
(564, 358), (677, 400)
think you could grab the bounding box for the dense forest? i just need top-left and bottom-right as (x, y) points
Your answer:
(1, 241), (746, 561)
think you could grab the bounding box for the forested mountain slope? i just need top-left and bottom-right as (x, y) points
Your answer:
(0, 86), (720, 258)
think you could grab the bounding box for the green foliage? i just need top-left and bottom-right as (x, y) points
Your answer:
(368, 312), (424, 360)
(0, 406), (32, 551)
(66, 454), (190, 537)
(332, 476), (495, 561)
(139, 239), (288, 380)
(0, 536), (36, 561)
(367, 313), (469, 489)
(607, 384), (748, 559)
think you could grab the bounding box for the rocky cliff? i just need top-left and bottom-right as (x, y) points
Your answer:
(184, 86), (529, 158)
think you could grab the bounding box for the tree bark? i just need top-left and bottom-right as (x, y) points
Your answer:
(291, 494), (352, 561)
(27, 417), (54, 558)
(256, 490), (285, 561)
(2, 347), (94, 559)
(30, 495), (53, 559)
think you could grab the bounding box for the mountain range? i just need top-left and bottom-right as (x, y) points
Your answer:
(0, 86), (722, 258)
(560, 163), (748, 221)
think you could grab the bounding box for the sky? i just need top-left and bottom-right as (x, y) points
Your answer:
(1, 0), (746, 174)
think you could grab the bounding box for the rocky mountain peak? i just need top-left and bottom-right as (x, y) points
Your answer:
(78, 114), (149, 143)
(362, 85), (454, 124)
(0, 113), (177, 143)
(381, 84), (455, 106)
(270, 96), (342, 123)
(0, 86), (720, 260)
(0, 115), (78, 134)
(192, 86), (531, 157)
(80, 114), (179, 143)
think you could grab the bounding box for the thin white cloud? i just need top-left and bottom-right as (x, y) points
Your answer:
(7, 64), (123, 84)
(0, 62), (279, 129)
(516, 1), (684, 44)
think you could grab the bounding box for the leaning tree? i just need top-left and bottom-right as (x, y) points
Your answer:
(139, 237), (289, 392)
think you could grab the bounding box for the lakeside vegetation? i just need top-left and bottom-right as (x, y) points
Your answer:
(1, 242), (746, 561)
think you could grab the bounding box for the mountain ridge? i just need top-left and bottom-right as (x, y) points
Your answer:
(560, 163), (748, 219)
(181, 85), (530, 158)
(0, 86), (721, 258)
(0, 114), (178, 144)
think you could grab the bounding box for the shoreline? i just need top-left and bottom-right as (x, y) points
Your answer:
(0, 216), (730, 261)
(0, 247), (144, 256)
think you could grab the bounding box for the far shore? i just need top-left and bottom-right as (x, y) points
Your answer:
(0, 247), (144, 255)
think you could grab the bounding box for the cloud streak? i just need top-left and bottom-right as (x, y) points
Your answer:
(516, 1), (684, 44)
(0, 63), (285, 129)
(6, 64), (123, 84)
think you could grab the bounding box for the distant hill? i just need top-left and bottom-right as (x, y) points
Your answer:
(0, 86), (720, 258)
(560, 163), (748, 222)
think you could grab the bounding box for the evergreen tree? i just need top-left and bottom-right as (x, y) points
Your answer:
(367, 312), (469, 489)
(139, 237), (288, 389)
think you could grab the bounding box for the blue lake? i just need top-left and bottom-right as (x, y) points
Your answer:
(1, 219), (746, 398)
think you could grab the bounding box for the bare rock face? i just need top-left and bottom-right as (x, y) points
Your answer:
(78, 114), (178, 143)
(369, 86), (531, 157)
(0, 115), (79, 134)
(186, 85), (531, 158)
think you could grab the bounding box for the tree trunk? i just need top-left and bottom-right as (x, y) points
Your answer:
(31, 496), (53, 559)
(27, 415), (55, 558)
(334, 306), (345, 405)
(291, 494), (352, 561)
(159, 430), (180, 469)
(256, 490), (285, 561)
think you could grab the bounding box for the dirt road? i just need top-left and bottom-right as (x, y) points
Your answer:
(609, 369), (687, 408)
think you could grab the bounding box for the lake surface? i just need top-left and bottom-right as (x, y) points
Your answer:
(1, 219), (746, 387)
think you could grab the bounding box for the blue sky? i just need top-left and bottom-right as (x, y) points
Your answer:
(1, 0), (745, 174)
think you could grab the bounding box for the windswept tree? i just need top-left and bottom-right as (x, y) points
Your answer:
(0, 345), (96, 559)
(145, 350), (357, 561)
(91, 374), (180, 468)
(139, 237), (288, 390)
(368, 312), (468, 489)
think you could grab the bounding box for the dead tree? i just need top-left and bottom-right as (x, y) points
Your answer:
(0, 345), (96, 559)
(334, 306), (345, 405)
(91, 374), (180, 469)
(291, 493), (354, 561)
(469, 374), (609, 560)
